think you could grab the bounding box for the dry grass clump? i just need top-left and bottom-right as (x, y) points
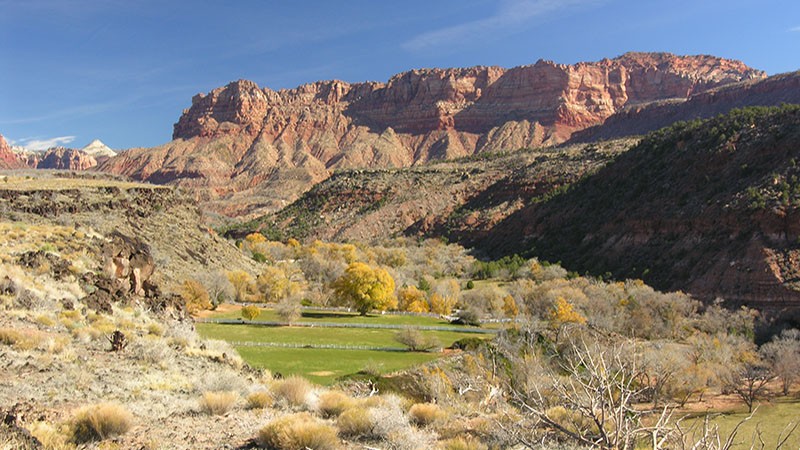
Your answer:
(199, 391), (238, 415)
(271, 375), (312, 408)
(336, 406), (373, 438)
(408, 402), (447, 427)
(317, 391), (355, 418)
(257, 412), (340, 450)
(69, 402), (133, 443)
(247, 390), (273, 409)
(438, 436), (489, 450)
(0, 326), (66, 352)
(29, 421), (72, 450)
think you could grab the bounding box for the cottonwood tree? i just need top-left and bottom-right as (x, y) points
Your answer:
(201, 270), (235, 308)
(727, 360), (774, 413)
(226, 270), (253, 302)
(276, 297), (302, 323)
(760, 328), (800, 395)
(181, 279), (211, 313)
(333, 262), (396, 315)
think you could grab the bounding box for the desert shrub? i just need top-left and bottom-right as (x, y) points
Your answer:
(69, 403), (133, 443)
(246, 390), (273, 409)
(450, 309), (481, 326)
(146, 322), (164, 336)
(450, 337), (485, 351)
(241, 305), (261, 321)
(199, 391), (238, 415)
(197, 367), (246, 393)
(257, 412), (340, 450)
(337, 406), (373, 438)
(408, 402), (446, 426)
(317, 391), (355, 418)
(272, 375), (312, 408)
(369, 399), (410, 440)
(439, 436), (488, 450)
(394, 328), (441, 352)
(131, 338), (174, 366)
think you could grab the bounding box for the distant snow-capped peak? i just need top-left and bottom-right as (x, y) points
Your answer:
(81, 139), (116, 158)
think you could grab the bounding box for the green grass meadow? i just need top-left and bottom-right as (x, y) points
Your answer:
(681, 400), (800, 449)
(235, 346), (440, 385)
(197, 306), (491, 385)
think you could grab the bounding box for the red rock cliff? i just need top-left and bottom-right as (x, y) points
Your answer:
(0, 134), (27, 170)
(37, 147), (97, 171)
(103, 52), (765, 218)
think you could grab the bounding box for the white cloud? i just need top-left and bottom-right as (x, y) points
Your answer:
(790, 26), (800, 32)
(18, 136), (76, 151)
(403, 0), (598, 52)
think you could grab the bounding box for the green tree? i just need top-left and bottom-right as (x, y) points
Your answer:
(333, 262), (396, 315)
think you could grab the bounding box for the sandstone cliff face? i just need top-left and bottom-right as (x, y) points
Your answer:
(101, 52), (764, 218)
(572, 70), (800, 142)
(36, 147), (97, 170)
(0, 134), (27, 170)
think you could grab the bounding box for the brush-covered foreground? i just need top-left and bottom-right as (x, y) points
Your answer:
(1, 171), (798, 449)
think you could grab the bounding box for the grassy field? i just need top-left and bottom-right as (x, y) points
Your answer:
(197, 306), (492, 385)
(196, 322), (482, 348)
(235, 346), (440, 384)
(681, 399), (800, 449)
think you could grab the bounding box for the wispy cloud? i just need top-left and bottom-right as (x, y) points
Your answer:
(403, 0), (599, 52)
(17, 136), (76, 151)
(790, 26), (800, 32)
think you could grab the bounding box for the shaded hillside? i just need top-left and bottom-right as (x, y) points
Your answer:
(225, 139), (635, 243)
(480, 105), (800, 312)
(571, 70), (800, 142)
(99, 53), (760, 219)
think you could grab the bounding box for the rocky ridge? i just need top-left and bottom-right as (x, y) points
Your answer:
(100, 52), (763, 218)
(35, 147), (97, 171)
(0, 134), (27, 170)
(479, 105), (800, 314)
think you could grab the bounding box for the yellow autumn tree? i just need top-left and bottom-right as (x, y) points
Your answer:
(502, 295), (519, 317)
(245, 232), (267, 245)
(241, 305), (261, 321)
(181, 279), (211, 314)
(333, 262), (397, 315)
(397, 286), (430, 313)
(549, 296), (586, 327)
(227, 270), (253, 302)
(257, 265), (299, 303)
(429, 293), (457, 316)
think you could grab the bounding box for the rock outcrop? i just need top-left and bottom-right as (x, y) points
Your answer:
(0, 134), (27, 170)
(571, 70), (800, 142)
(36, 147), (97, 170)
(100, 52), (763, 218)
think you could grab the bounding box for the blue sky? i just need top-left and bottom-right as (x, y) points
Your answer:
(1, 0), (798, 150)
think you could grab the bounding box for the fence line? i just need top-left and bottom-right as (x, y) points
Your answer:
(231, 302), (442, 318)
(196, 318), (498, 334)
(228, 340), (411, 352)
